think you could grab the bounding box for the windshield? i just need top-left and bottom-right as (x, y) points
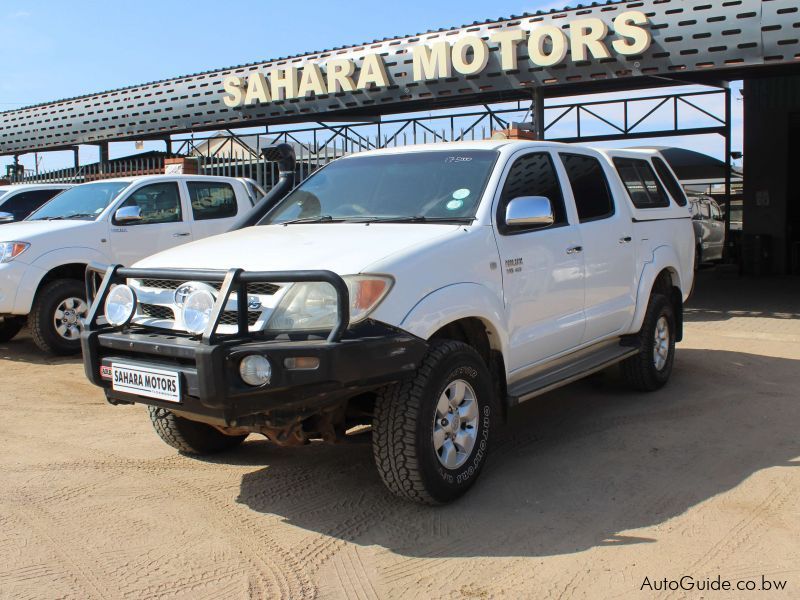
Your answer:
(261, 150), (498, 225)
(27, 181), (129, 221)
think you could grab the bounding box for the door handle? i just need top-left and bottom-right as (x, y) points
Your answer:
(566, 245), (583, 255)
(619, 236), (632, 244)
(172, 232), (191, 238)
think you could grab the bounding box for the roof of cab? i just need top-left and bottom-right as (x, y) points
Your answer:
(348, 139), (583, 158)
(0, 183), (73, 191)
(71, 174), (248, 185)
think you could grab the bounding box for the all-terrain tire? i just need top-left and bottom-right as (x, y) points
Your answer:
(30, 279), (86, 355)
(0, 316), (26, 343)
(148, 406), (248, 454)
(621, 293), (676, 392)
(372, 339), (495, 504)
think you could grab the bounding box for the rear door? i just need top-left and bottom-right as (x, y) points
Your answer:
(107, 180), (194, 266)
(184, 180), (242, 240)
(493, 150), (585, 372)
(560, 152), (636, 343)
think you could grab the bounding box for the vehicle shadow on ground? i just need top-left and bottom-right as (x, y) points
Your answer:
(0, 330), (82, 366)
(233, 348), (800, 558)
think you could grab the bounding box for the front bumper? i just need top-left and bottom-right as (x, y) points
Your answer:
(0, 260), (41, 315)
(81, 264), (427, 425)
(82, 326), (426, 424)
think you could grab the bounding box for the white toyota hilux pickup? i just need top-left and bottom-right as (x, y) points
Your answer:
(82, 141), (694, 504)
(0, 175), (262, 354)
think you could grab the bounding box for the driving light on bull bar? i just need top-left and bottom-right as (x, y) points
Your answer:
(182, 289), (216, 334)
(104, 285), (137, 326)
(240, 355), (272, 386)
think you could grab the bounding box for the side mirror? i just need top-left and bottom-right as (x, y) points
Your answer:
(114, 206), (142, 224)
(0, 212), (14, 223)
(505, 196), (554, 228)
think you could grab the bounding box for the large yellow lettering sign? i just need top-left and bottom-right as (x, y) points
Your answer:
(224, 11), (651, 107)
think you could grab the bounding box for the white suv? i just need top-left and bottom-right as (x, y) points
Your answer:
(0, 175), (260, 354)
(82, 141), (694, 503)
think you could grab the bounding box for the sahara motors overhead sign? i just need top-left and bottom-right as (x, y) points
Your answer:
(223, 10), (652, 108)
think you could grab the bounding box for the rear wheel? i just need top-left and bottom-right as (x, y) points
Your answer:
(30, 279), (88, 355)
(148, 406), (248, 454)
(372, 340), (495, 504)
(0, 316), (26, 342)
(621, 293), (676, 392)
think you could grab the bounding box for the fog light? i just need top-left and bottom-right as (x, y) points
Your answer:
(104, 285), (136, 326)
(240, 355), (271, 386)
(284, 356), (320, 370)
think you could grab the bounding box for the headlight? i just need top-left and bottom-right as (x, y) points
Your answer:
(239, 355), (272, 386)
(182, 289), (216, 334)
(266, 275), (392, 331)
(0, 242), (30, 263)
(104, 285), (137, 326)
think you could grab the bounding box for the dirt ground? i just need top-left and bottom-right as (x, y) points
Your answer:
(1, 271), (799, 599)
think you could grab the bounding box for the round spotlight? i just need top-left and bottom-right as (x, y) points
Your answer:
(239, 355), (272, 386)
(104, 285), (137, 326)
(181, 289), (216, 334)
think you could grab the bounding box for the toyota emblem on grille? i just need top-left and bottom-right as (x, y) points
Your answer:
(174, 283), (197, 306)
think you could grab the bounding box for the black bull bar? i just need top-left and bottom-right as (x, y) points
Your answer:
(84, 263), (350, 344)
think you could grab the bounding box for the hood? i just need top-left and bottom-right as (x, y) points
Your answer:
(0, 219), (94, 241)
(134, 223), (463, 274)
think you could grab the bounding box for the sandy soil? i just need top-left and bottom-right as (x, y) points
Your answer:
(1, 273), (799, 599)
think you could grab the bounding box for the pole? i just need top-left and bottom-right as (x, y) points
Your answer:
(723, 87), (732, 262)
(532, 88), (545, 140)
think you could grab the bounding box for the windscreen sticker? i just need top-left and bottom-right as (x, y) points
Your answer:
(452, 188), (470, 200)
(446, 199), (464, 210)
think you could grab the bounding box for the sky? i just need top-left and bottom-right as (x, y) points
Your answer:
(0, 0), (742, 174)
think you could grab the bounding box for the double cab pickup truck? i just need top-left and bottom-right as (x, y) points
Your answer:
(0, 175), (263, 354)
(82, 141), (694, 504)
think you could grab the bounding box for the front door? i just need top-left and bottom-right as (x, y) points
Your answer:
(107, 181), (194, 266)
(493, 151), (585, 374)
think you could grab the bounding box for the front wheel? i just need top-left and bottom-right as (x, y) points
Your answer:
(372, 340), (495, 504)
(148, 407), (248, 454)
(621, 293), (676, 391)
(29, 279), (88, 355)
(0, 316), (26, 343)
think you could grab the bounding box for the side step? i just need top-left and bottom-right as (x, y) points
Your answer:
(507, 339), (640, 406)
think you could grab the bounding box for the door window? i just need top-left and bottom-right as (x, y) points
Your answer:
(497, 152), (567, 234)
(652, 156), (688, 206)
(560, 154), (615, 222)
(187, 182), (237, 220)
(711, 204), (723, 221)
(0, 189), (63, 220)
(114, 182), (182, 225)
(613, 158), (670, 209)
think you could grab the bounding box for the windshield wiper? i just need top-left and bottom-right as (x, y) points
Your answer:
(63, 213), (97, 220)
(280, 215), (346, 225)
(347, 215), (474, 224)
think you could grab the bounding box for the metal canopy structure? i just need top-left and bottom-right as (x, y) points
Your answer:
(1, 0), (799, 157)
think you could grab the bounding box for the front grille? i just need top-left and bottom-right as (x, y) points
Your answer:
(219, 311), (261, 326)
(247, 282), (281, 295)
(140, 304), (174, 320)
(138, 278), (279, 295)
